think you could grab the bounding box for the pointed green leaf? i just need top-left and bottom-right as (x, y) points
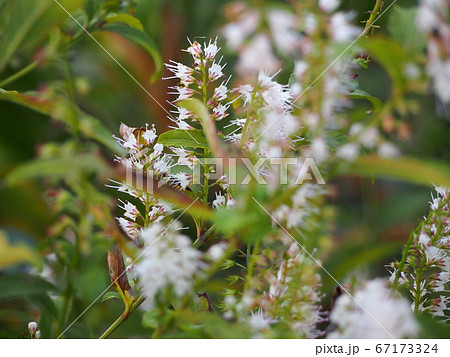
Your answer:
(344, 156), (450, 188)
(157, 129), (209, 149)
(349, 89), (382, 113)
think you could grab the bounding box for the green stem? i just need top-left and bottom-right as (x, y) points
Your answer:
(245, 240), (260, 291)
(0, 61), (38, 88)
(364, 0), (383, 34)
(99, 296), (144, 339)
(99, 313), (128, 339)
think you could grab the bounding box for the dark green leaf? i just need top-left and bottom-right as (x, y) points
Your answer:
(0, 89), (123, 154)
(349, 89), (382, 113)
(0, 275), (55, 301)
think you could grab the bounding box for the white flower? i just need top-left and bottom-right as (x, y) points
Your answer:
(359, 127), (379, 148)
(377, 142), (400, 158)
(165, 61), (195, 85)
(207, 242), (228, 261)
(337, 143), (359, 161)
(236, 84), (254, 105)
(418, 232), (431, 246)
(248, 309), (274, 331)
(35, 330), (41, 339)
(330, 13), (360, 43)
(319, 0), (340, 13)
(185, 40), (202, 58)
(428, 59), (450, 103)
(154, 143), (164, 153)
(222, 9), (260, 50)
(212, 84), (228, 101)
(212, 192), (226, 208)
(121, 201), (139, 221)
(267, 9), (300, 55)
(171, 172), (191, 190)
(204, 39), (219, 60)
(28, 322), (37, 334)
(310, 137), (329, 164)
(136, 222), (204, 309)
(237, 35), (280, 76)
(209, 63), (224, 81)
(328, 279), (419, 338)
(142, 128), (157, 144)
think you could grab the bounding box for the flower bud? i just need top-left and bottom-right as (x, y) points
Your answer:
(28, 322), (37, 334)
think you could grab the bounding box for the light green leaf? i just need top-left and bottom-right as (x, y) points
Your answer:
(344, 156), (450, 188)
(97, 23), (162, 80)
(0, 231), (38, 269)
(349, 89), (382, 113)
(387, 6), (426, 53)
(105, 14), (144, 31)
(362, 37), (408, 89)
(158, 129), (209, 149)
(178, 99), (224, 157)
(6, 154), (111, 186)
(102, 291), (122, 302)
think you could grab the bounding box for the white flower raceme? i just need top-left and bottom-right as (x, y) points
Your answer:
(136, 222), (204, 309)
(329, 279), (419, 338)
(237, 35), (280, 76)
(259, 242), (325, 338)
(267, 9), (300, 55)
(329, 12), (360, 43)
(417, 0), (450, 106)
(319, 0), (340, 13)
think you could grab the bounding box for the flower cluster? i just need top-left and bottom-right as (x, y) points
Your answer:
(417, 0), (450, 106)
(390, 186), (450, 323)
(165, 38), (229, 126)
(135, 222), (204, 309)
(328, 279), (419, 338)
(258, 241), (325, 338)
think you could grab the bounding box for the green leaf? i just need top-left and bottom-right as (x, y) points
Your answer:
(5, 154), (111, 186)
(0, 230), (38, 269)
(0, 89), (123, 154)
(178, 99), (224, 157)
(344, 156), (450, 188)
(387, 7), (426, 53)
(361, 37), (408, 89)
(142, 309), (160, 329)
(416, 312), (450, 338)
(158, 129), (209, 149)
(102, 291), (122, 302)
(322, 242), (400, 291)
(97, 23), (162, 80)
(216, 201), (272, 243)
(0, 0), (87, 71)
(348, 89), (382, 113)
(84, 0), (104, 21)
(105, 14), (144, 31)
(0, 275), (55, 301)
(324, 131), (350, 152)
